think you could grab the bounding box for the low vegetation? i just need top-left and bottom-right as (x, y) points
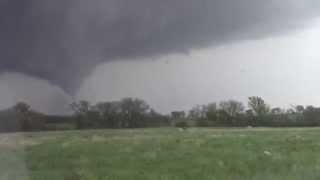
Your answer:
(2, 128), (320, 180)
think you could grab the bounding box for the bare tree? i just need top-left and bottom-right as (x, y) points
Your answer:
(219, 100), (245, 117)
(248, 97), (270, 116)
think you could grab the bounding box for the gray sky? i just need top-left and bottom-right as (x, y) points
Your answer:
(76, 18), (320, 113)
(0, 1), (320, 114)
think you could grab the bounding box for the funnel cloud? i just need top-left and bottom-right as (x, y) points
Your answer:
(0, 0), (320, 92)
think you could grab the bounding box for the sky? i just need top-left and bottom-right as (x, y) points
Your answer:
(0, 1), (320, 114)
(76, 18), (320, 113)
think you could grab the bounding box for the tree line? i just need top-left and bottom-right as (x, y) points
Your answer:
(1, 96), (320, 132)
(183, 97), (317, 127)
(70, 98), (169, 129)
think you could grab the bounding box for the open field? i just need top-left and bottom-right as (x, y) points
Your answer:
(2, 128), (320, 180)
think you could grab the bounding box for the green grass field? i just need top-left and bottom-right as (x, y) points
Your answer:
(2, 128), (320, 180)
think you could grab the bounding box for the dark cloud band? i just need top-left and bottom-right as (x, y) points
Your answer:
(0, 0), (319, 92)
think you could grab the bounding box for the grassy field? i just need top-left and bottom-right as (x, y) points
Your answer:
(2, 128), (320, 180)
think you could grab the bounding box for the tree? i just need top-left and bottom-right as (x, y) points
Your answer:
(95, 101), (122, 128)
(219, 100), (245, 117)
(215, 100), (244, 126)
(70, 101), (90, 115)
(13, 102), (30, 114)
(70, 100), (93, 129)
(188, 105), (206, 120)
(120, 98), (150, 128)
(205, 103), (218, 123)
(303, 106), (320, 126)
(295, 105), (305, 114)
(248, 97), (270, 116)
(13, 102), (31, 131)
(71, 98), (153, 129)
(271, 107), (284, 115)
(13, 102), (44, 131)
(188, 105), (211, 127)
(171, 111), (187, 126)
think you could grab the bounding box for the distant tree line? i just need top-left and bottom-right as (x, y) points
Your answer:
(183, 97), (320, 127)
(1, 96), (320, 132)
(70, 98), (169, 129)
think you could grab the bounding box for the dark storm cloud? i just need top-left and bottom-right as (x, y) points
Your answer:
(0, 0), (319, 92)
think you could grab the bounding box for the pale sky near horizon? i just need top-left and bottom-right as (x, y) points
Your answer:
(75, 18), (320, 113)
(0, 18), (319, 114)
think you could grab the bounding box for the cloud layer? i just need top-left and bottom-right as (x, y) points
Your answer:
(0, 0), (319, 92)
(77, 22), (320, 113)
(0, 72), (71, 114)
